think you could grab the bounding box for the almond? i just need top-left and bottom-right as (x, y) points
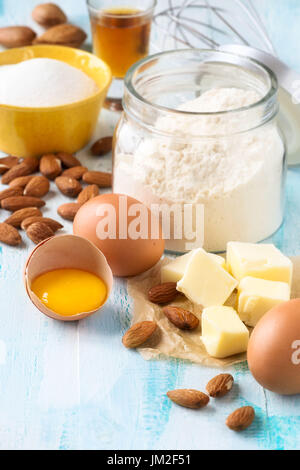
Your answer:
(0, 223), (22, 246)
(9, 175), (35, 190)
(2, 157), (39, 185)
(5, 207), (43, 228)
(40, 154), (62, 180)
(0, 187), (23, 202)
(32, 3), (67, 28)
(226, 406), (255, 431)
(24, 175), (50, 198)
(167, 389), (209, 409)
(57, 202), (81, 221)
(91, 136), (113, 156)
(26, 222), (54, 245)
(21, 216), (63, 232)
(122, 321), (158, 349)
(62, 166), (87, 180)
(55, 176), (82, 198)
(206, 374), (234, 398)
(148, 282), (178, 304)
(83, 171), (112, 188)
(34, 24), (87, 48)
(0, 26), (36, 48)
(56, 152), (81, 168)
(0, 156), (20, 174)
(1, 196), (45, 212)
(77, 185), (99, 205)
(162, 306), (199, 330)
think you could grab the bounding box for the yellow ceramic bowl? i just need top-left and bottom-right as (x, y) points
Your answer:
(0, 45), (112, 157)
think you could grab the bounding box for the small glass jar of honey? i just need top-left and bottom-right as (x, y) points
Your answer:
(87, 0), (156, 110)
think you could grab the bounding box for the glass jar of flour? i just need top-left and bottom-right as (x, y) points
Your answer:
(113, 50), (286, 253)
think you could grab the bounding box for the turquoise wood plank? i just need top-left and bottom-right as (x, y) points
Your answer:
(0, 0), (299, 450)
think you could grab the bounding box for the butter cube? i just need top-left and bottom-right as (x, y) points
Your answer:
(161, 250), (226, 283)
(237, 276), (290, 327)
(227, 242), (293, 285)
(177, 249), (237, 307)
(202, 306), (249, 358)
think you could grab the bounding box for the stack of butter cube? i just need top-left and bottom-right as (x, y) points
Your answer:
(161, 242), (292, 359)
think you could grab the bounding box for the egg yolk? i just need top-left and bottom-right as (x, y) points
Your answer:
(31, 268), (107, 316)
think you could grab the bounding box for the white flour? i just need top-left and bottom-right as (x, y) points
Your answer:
(0, 58), (99, 107)
(114, 88), (284, 252)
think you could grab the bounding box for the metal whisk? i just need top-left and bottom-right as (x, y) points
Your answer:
(153, 0), (276, 56)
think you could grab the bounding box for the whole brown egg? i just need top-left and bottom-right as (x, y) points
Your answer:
(73, 193), (165, 277)
(247, 299), (300, 395)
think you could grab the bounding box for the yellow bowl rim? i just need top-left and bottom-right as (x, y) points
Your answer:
(0, 45), (112, 113)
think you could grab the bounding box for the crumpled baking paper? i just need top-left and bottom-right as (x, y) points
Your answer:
(127, 256), (300, 368)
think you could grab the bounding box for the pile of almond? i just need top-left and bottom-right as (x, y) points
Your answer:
(0, 136), (113, 247)
(0, 3), (87, 49)
(122, 283), (256, 432)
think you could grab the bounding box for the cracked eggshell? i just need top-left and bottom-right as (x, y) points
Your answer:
(24, 234), (113, 322)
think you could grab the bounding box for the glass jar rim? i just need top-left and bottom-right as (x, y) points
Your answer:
(87, 0), (157, 17)
(124, 48), (278, 117)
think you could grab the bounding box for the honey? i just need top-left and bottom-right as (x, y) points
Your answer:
(91, 7), (152, 79)
(31, 268), (107, 317)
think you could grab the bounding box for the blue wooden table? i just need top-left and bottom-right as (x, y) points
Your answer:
(0, 0), (299, 451)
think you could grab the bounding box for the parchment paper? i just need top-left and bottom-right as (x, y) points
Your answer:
(127, 256), (300, 368)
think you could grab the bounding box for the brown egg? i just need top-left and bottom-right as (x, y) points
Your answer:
(248, 299), (300, 395)
(73, 193), (165, 277)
